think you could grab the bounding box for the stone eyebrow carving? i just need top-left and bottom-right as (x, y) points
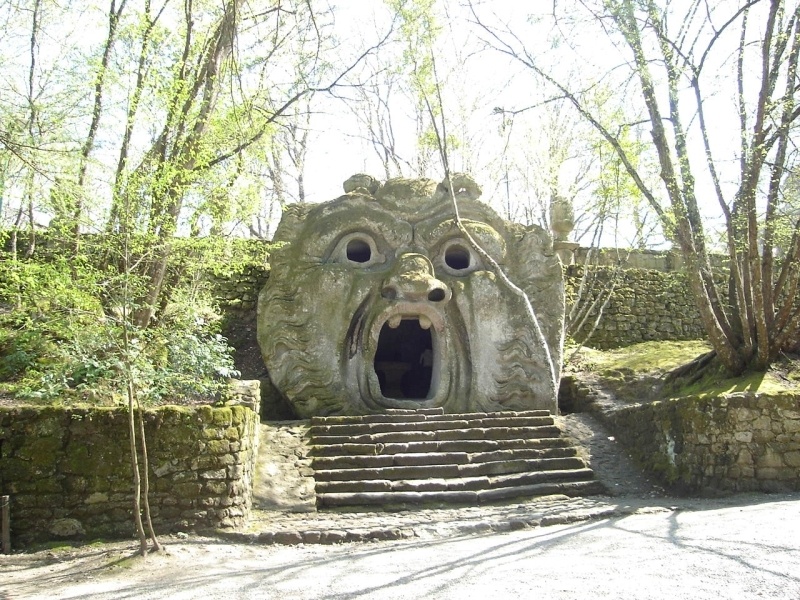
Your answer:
(417, 218), (507, 266)
(297, 202), (412, 261)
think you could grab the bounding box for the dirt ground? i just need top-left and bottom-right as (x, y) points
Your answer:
(2, 491), (798, 600)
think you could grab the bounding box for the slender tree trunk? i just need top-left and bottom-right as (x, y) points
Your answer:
(126, 378), (148, 556)
(136, 399), (161, 551)
(73, 0), (128, 244)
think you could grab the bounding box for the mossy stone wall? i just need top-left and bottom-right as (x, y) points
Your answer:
(607, 392), (800, 493)
(0, 382), (260, 547)
(565, 266), (706, 349)
(211, 265), (269, 312)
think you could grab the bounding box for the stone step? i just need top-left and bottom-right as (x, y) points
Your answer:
(310, 410), (552, 426)
(309, 416), (554, 437)
(309, 437), (573, 457)
(316, 479), (606, 508)
(312, 425), (563, 446)
(488, 467), (595, 489)
(311, 447), (578, 470)
(308, 408), (602, 510)
(313, 456), (587, 482)
(316, 467), (596, 494)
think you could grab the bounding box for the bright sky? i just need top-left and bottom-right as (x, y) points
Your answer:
(0, 0), (780, 249)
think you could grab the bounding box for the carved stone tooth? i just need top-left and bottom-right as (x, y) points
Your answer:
(388, 315), (402, 329)
(419, 315), (432, 330)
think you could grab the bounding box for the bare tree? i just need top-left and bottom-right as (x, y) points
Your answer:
(471, 0), (800, 374)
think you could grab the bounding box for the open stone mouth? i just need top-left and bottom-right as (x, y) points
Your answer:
(373, 316), (436, 401)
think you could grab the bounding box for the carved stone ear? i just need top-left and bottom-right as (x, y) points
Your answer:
(273, 203), (312, 243)
(435, 173), (482, 203)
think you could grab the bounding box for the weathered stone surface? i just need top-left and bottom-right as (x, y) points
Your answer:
(310, 409), (601, 508)
(607, 392), (800, 493)
(258, 174), (564, 417)
(49, 518), (86, 538)
(564, 265), (707, 349)
(0, 381), (261, 547)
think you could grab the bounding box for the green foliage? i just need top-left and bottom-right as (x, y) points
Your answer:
(0, 249), (239, 405)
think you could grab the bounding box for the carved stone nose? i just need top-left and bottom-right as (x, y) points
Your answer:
(381, 253), (451, 304)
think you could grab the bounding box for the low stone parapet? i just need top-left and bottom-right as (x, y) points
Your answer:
(0, 381), (260, 547)
(607, 392), (800, 493)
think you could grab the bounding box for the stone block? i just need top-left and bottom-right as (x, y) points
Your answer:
(302, 531), (322, 544)
(756, 448), (785, 468)
(783, 451), (800, 468)
(199, 496), (222, 506)
(753, 416), (772, 430)
(49, 518), (85, 538)
(733, 408), (759, 422)
(207, 440), (231, 455)
(320, 530), (347, 544)
(736, 448), (753, 466)
(173, 482), (203, 498)
(784, 420), (800, 434)
(753, 430), (774, 443)
(170, 470), (198, 483)
(273, 531), (304, 545)
(85, 492), (108, 505)
(199, 468), (228, 480)
(756, 467), (779, 479)
(153, 460), (180, 477)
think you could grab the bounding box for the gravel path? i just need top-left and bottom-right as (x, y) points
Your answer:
(3, 492), (798, 600)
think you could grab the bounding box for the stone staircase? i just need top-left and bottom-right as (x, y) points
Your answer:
(309, 408), (605, 509)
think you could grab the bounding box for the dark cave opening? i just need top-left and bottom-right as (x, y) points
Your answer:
(374, 319), (433, 400)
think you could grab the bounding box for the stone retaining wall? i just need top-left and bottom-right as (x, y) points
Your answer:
(0, 381), (260, 547)
(571, 247), (728, 272)
(607, 392), (800, 493)
(565, 266), (706, 349)
(210, 265), (269, 312)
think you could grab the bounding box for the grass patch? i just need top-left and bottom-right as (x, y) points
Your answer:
(663, 360), (799, 399)
(568, 340), (713, 377)
(567, 340), (800, 401)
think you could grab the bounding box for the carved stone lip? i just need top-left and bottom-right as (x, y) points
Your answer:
(359, 302), (451, 410)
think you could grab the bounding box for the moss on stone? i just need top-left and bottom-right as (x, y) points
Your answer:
(18, 437), (62, 467)
(196, 406), (214, 424)
(2, 401), (260, 546)
(211, 407), (233, 426)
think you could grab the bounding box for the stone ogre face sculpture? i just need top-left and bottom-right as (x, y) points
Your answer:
(257, 174), (565, 417)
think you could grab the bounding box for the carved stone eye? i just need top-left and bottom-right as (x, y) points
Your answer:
(440, 240), (479, 275)
(444, 244), (471, 270)
(346, 238), (372, 263)
(333, 233), (385, 267)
